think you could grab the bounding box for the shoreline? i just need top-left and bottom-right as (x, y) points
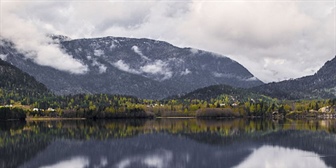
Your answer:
(26, 117), (86, 121)
(1, 113), (335, 121)
(156, 116), (196, 119)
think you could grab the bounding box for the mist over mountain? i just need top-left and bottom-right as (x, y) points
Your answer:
(0, 36), (263, 99)
(251, 56), (336, 99)
(171, 56), (336, 101)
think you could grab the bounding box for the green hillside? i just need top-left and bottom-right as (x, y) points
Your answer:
(0, 59), (52, 105)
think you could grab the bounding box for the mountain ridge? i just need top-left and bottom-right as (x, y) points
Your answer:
(176, 56), (336, 100)
(251, 56), (336, 99)
(1, 35), (263, 99)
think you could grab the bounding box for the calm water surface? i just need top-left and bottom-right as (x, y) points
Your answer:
(1, 119), (336, 168)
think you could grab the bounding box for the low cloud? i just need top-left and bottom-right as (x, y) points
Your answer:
(177, 1), (335, 82)
(91, 59), (107, 74)
(112, 59), (173, 81)
(212, 72), (237, 78)
(189, 48), (199, 55)
(112, 60), (140, 74)
(1, 1), (334, 82)
(94, 49), (104, 57)
(245, 77), (259, 81)
(0, 54), (8, 61)
(98, 64), (107, 74)
(140, 60), (173, 80)
(181, 68), (191, 76)
(132, 46), (150, 61)
(1, 2), (88, 74)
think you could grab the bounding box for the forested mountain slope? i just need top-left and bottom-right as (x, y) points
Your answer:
(1, 36), (263, 99)
(251, 56), (336, 99)
(0, 59), (51, 104)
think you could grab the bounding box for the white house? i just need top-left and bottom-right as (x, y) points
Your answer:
(47, 108), (55, 112)
(318, 106), (330, 113)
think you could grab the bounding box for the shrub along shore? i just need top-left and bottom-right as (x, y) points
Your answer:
(1, 94), (335, 121)
(1, 106), (335, 121)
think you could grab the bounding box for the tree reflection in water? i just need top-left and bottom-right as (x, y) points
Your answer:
(0, 119), (335, 168)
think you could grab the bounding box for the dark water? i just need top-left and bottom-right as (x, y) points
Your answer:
(1, 119), (336, 168)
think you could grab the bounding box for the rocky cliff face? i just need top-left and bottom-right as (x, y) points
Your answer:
(0, 36), (263, 99)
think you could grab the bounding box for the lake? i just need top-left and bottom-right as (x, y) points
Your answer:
(1, 119), (336, 168)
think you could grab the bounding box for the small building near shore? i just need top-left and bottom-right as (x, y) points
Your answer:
(47, 108), (55, 112)
(319, 106), (330, 113)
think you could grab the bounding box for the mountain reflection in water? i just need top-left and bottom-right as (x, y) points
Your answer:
(0, 119), (335, 168)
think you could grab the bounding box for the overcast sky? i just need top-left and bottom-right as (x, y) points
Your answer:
(1, 0), (335, 82)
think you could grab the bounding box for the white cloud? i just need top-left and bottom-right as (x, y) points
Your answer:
(112, 60), (140, 74)
(91, 59), (107, 74)
(94, 49), (104, 57)
(110, 42), (116, 50)
(0, 54), (7, 61)
(140, 60), (172, 80)
(213, 72), (260, 81)
(245, 77), (259, 81)
(181, 68), (191, 76)
(141, 60), (165, 74)
(131, 45), (150, 61)
(1, 1), (334, 82)
(212, 72), (235, 78)
(177, 1), (334, 82)
(131, 45), (142, 55)
(112, 59), (172, 80)
(189, 48), (199, 55)
(98, 64), (107, 74)
(1, 2), (88, 74)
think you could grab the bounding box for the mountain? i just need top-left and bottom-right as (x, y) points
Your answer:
(172, 85), (243, 100)
(0, 36), (263, 99)
(169, 84), (242, 100)
(171, 56), (336, 101)
(168, 84), (273, 103)
(251, 56), (336, 99)
(0, 59), (51, 104)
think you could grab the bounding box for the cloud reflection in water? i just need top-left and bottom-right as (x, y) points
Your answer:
(40, 156), (89, 168)
(115, 149), (173, 168)
(234, 145), (332, 168)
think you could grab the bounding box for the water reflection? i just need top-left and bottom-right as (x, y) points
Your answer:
(40, 157), (89, 168)
(0, 119), (335, 168)
(234, 145), (332, 168)
(115, 149), (173, 168)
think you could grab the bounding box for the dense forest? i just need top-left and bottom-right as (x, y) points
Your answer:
(0, 59), (52, 104)
(1, 58), (336, 120)
(1, 91), (335, 120)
